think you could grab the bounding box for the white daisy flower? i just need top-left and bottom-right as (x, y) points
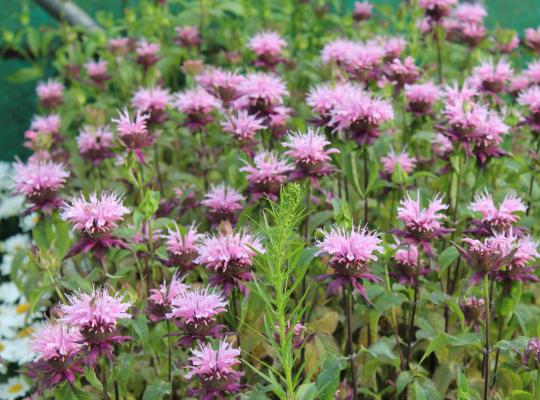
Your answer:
(1, 254), (14, 276)
(0, 282), (21, 304)
(0, 375), (30, 400)
(0, 196), (25, 220)
(2, 234), (30, 255)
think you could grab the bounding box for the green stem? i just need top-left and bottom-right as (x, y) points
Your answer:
(536, 370), (540, 400)
(344, 284), (359, 400)
(406, 258), (421, 369)
(483, 275), (491, 400)
(363, 145), (369, 225)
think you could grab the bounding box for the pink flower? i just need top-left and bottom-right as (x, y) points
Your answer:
(248, 31), (287, 69)
(496, 33), (519, 54)
(380, 36), (407, 61)
(196, 68), (244, 105)
(316, 225), (383, 300)
(194, 231), (264, 295)
(174, 87), (220, 131)
(353, 1), (373, 22)
(36, 79), (64, 108)
(12, 160), (68, 213)
(525, 26), (540, 54)
(185, 340), (242, 398)
(392, 245), (429, 285)
(385, 57), (420, 87)
(330, 88), (393, 145)
(164, 223), (202, 269)
(307, 82), (359, 126)
(113, 109), (153, 161)
(202, 184), (244, 224)
(108, 37), (130, 54)
(460, 296), (485, 327)
(343, 42), (385, 81)
(468, 59), (513, 94)
(470, 191), (526, 231)
(418, 0), (457, 21)
(147, 273), (189, 322)
(240, 151), (292, 199)
(444, 81), (478, 105)
(492, 234), (539, 284)
(432, 133), (453, 158)
(132, 86), (171, 124)
(405, 81), (441, 115)
(321, 39), (361, 66)
(86, 60), (109, 84)
(459, 22), (486, 48)
(519, 86), (540, 131)
(221, 110), (265, 144)
(234, 72), (288, 114)
(76, 125), (114, 165)
(136, 39), (160, 66)
(380, 150), (416, 178)
(282, 128), (339, 179)
(175, 26), (201, 48)
(509, 75), (530, 96)
(525, 60), (540, 86)
(454, 3), (486, 25)
(31, 114), (61, 134)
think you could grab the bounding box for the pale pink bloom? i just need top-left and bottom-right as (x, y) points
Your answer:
(61, 192), (130, 236)
(175, 26), (201, 48)
(30, 323), (82, 361)
(385, 57), (420, 86)
(353, 1), (373, 22)
(76, 125), (114, 165)
(418, 0), (457, 20)
(283, 128), (339, 167)
(31, 114), (61, 134)
(444, 81), (477, 105)
(454, 3), (486, 25)
(321, 39), (362, 66)
(202, 184), (244, 222)
(166, 287), (227, 325)
(307, 82), (361, 125)
(512, 236), (539, 268)
(380, 150), (416, 177)
(469, 59), (513, 94)
(174, 87), (220, 131)
(405, 81), (441, 115)
(186, 339), (241, 380)
(60, 288), (132, 332)
(221, 111), (265, 143)
(518, 86), (540, 113)
(509, 75), (530, 95)
(241, 151), (292, 199)
(392, 245), (428, 285)
(164, 223), (202, 268)
(37, 79), (64, 108)
(132, 86), (171, 113)
(112, 109), (154, 156)
(379, 36), (407, 61)
(496, 33), (519, 54)
(86, 60), (109, 83)
(196, 68), (244, 105)
(470, 191), (526, 230)
(248, 31), (286, 57)
(267, 105), (292, 134)
(344, 42), (385, 81)
(459, 23), (487, 48)
(525, 60), (540, 85)
(432, 133), (453, 157)
(525, 26), (540, 53)
(135, 40), (160, 66)
(235, 72), (288, 111)
(149, 273), (190, 307)
(108, 37), (130, 54)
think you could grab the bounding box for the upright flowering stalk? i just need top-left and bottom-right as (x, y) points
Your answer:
(36, 79), (64, 109)
(194, 230), (264, 296)
(469, 191), (526, 235)
(174, 87), (220, 132)
(163, 223), (202, 271)
(135, 40), (160, 68)
(76, 126), (115, 166)
(147, 273), (189, 322)
(112, 109), (153, 163)
(240, 151), (292, 201)
(12, 160), (69, 214)
(28, 322), (83, 390)
(394, 192), (451, 256)
(185, 339), (243, 399)
(61, 192), (130, 263)
(248, 31), (287, 70)
(166, 287), (228, 346)
(60, 288), (132, 364)
(202, 184), (245, 225)
(86, 60), (109, 86)
(132, 86), (171, 124)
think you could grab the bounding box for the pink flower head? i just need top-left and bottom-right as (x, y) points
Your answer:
(113, 109), (153, 160)
(167, 287), (227, 328)
(202, 184), (244, 224)
(282, 127), (339, 179)
(454, 3), (486, 25)
(432, 133), (453, 158)
(240, 151), (292, 200)
(509, 75), (531, 96)
(459, 22), (487, 48)
(12, 160), (68, 213)
(380, 36), (407, 61)
(380, 150), (416, 179)
(31, 114), (61, 134)
(524, 337), (540, 368)
(343, 42), (385, 81)
(108, 37), (130, 54)
(175, 26), (201, 48)
(495, 32), (519, 54)
(518, 86), (540, 132)
(185, 339), (242, 398)
(395, 192), (451, 255)
(525, 26), (540, 54)
(460, 296), (485, 327)
(136, 39), (160, 66)
(330, 88), (393, 145)
(353, 1), (373, 22)
(221, 110), (265, 144)
(385, 57), (420, 87)
(194, 230), (264, 295)
(392, 245), (429, 285)
(196, 68), (244, 105)
(307, 82), (360, 126)
(85, 59), (109, 84)
(164, 223), (202, 269)
(491, 234), (539, 284)
(469, 59), (513, 95)
(405, 81), (441, 115)
(470, 191), (526, 231)
(132, 86), (171, 124)
(418, 0), (457, 21)
(174, 87), (220, 131)
(321, 39), (361, 66)
(316, 225), (383, 300)
(248, 31), (287, 69)
(472, 108), (509, 165)
(76, 125), (114, 165)
(235, 72), (288, 115)
(444, 81), (478, 105)
(147, 273), (189, 322)
(266, 105), (293, 137)
(37, 79), (64, 108)
(525, 60), (540, 86)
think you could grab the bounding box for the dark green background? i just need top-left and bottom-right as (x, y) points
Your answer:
(1, 0), (539, 161)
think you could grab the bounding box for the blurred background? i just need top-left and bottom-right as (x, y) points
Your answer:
(1, 0), (539, 161)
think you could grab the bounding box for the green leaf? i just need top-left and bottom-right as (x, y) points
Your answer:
(438, 246), (459, 272)
(6, 65), (43, 83)
(84, 367), (103, 391)
(396, 371), (413, 395)
(140, 190), (160, 217)
(296, 383), (317, 400)
(142, 380), (172, 400)
(315, 357), (343, 400)
(420, 333), (447, 364)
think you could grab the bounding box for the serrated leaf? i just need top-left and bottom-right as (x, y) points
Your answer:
(142, 380), (172, 400)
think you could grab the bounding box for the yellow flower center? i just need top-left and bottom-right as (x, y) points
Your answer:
(0, 342), (4, 351)
(18, 327), (33, 338)
(16, 303), (30, 314)
(8, 383), (23, 393)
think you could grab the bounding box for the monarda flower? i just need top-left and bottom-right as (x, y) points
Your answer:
(321, 38), (361, 67)
(36, 80), (64, 108)
(108, 37), (130, 55)
(518, 86), (540, 133)
(524, 60), (540, 86)
(12, 160), (68, 214)
(240, 151), (292, 201)
(523, 337), (540, 369)
(468, 59), (513, 96)
(221, 111), (265, 147)
(306, 83), (347, 127)
(273, 322), (312, 350)
(135, 39), (160, 67)
(61, 192), (130, 263)
(112, 109), (154, 162)
(392, 245), (429, 285)
(525, 26), (540, 54)
(24, 115), (63, 153)
(330, 88), (393, 145)
(380, 36), (407, 62)
(175, 26), (201, 49)
(405, 81), (441, 116)
(494, 236), (539, 284)
(453, 3), (486, 26)
(385, 57), (420, 88)
(202, 184), (245, 225)
(432, 133), (453, 158)
(147, 273), (189, 322)
(132, 86), (171, 124)
(234, 72), (288, 118)
(85, 60), (109, 85)
(282, 128), (339, 181)
(174, 87), (220, 132)
(166, 287), (228, 346)
(343, 42), (385, 82)
(248, 31), (287, 70)
(60, 288), (132, 364)
(380, 150), (416, 180)
(316, 225), (383, 302)
(196, 68), (244, 106)
(163, 223), (202, 270)
(185, 339), (243, 399)
(419, 0), (457, 22)
(460, 296), (485, 329)
(194, 231), (265, 296)
(394, 193), (451, 256)
(76, 125), (114, 166)
(469, 191), (526, 234)
(28, 322), (83, 389)
(352, 1), (372, 22)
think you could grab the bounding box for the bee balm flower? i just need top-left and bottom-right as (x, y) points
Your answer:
(163, 223), (202, 270)
(135, 39), (160, 67)
(76, 125), (114, 166)
(469, 191), (526, 234)
(36, 79), (64, 108)
(248, 31), (287, 70)
(147, 273), (189, 322)
(113, 109), (154, 163)
(202, 184), (245, 225)
(240, 151), (292, 201)
(174, 87), (220, 132)
(132, 86), (171, 124)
